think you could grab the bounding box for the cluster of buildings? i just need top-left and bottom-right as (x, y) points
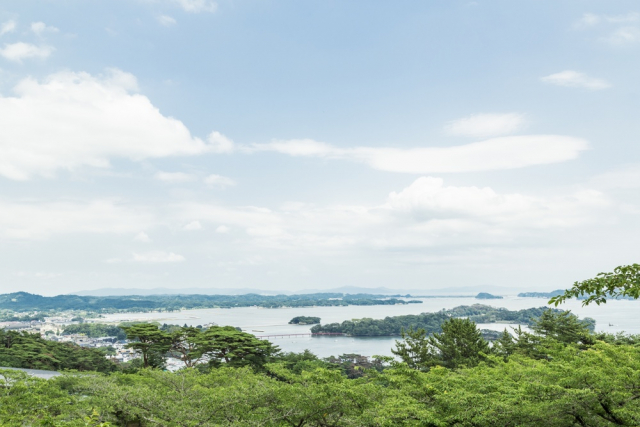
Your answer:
(1, 316), (217, 370)
(0, 318), (139, 363)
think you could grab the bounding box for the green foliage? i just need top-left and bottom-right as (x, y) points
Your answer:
(550, 263), (640, 306)
(492, 329), (515, 359)
(270, 349), (333, 374)
(392, 318), (490, 370)
(121, 323), (172, 369)
(324, 353), (385, 378)
(4, 339), (640, 426)
(201, 326), (278, 369)
(62, 323), (127, 340)
(288, 316), (321, 325)
(0, 329), (116, 373)
(311, 305), (572, 336)
(531, 309), (593, 343)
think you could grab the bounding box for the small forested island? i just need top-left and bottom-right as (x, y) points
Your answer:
(0, 291), (422, 313)
(518, 290), (565, 298)
(475, 292), (503, 299)
(289, 316), (321, 325)
(310, 304), (596, 336)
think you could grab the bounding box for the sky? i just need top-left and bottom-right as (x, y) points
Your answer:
(1, 0), (639, 295)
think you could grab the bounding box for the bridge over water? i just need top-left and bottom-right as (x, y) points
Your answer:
(256, 332), (345, 339)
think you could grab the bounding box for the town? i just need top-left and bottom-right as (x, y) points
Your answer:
(0, 316), (217, 370)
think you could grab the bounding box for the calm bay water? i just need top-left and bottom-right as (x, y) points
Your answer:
(101, 297), (640, 357)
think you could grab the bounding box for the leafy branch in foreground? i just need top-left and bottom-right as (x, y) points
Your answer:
(550, 263), (640, 306)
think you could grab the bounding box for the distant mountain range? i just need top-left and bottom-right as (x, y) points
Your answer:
(70, 285), (529, 297)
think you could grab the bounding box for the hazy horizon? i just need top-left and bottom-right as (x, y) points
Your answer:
(1, 1), (639, 295)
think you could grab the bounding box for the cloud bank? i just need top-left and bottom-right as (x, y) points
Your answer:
(541, 70), (611, 90)
(251, 135), (588, 173)
(0, 69), (227, 180)
(444, 113), (526, 138)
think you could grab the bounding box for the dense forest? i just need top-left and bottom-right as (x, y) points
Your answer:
(0, 329), (116, 373)
(0, 292), (421, 313)
(1, 309), (640, 426)
(310, 304), (596, 336)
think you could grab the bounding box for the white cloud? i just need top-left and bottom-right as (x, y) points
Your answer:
(133, 251), (185, 263)
(0, 69), (223, 180)
(444, 113), (525, 138)
(31, 22), (59, 35)
(251, 135), (588, 174)
(184, 220), (202, 230)
(606, 12), (640, 23)
(204, 174), (236, 188)
(0, 20), (16, 36)
(0, 42), (54, 63)
(174, 175), (610, 254)
(0, 199), (154, 239)
(385, 177), (608, 228)
(591, 164), (640, 189)
(173, 0), (217, 13)
(541, 70), (611, 90)
(605, 26), (640, 45)
(134, 231), (152, 242)
(157, 15), (177, 26)
(215, 225), (230, 233)
(575, 13), (601, 28)
(207, 131), (235, 153)
(155, 171), (197, 183)
(574, 12), (640, 45)
(575, 12), (640, 28)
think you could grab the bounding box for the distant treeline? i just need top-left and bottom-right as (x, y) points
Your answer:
(517, 290), (636, 300)
(0, 292), (422, 313)
(518, 290), (565, 298)
(0, 312), (46, 322)
(311, 304), (595, 336)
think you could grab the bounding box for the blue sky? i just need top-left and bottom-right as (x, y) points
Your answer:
(1, 0), (639, 295)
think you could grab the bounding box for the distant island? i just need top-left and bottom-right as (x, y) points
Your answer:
(475, 292), (503, 300)
(517, 290), (565, 298)
(289, 316), (321, 325)
(0, 292), (423, 316)
(310, 304), (596, 336)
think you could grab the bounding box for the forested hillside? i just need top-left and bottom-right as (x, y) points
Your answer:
(310, 304), (595, 336)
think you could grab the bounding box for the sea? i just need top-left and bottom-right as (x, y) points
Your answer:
(100, 296), (640, 358)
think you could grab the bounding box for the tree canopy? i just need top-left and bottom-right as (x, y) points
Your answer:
(550, 263), (640, 306)
(392, 318), (490, 370)
(0, 329), (116, 373)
